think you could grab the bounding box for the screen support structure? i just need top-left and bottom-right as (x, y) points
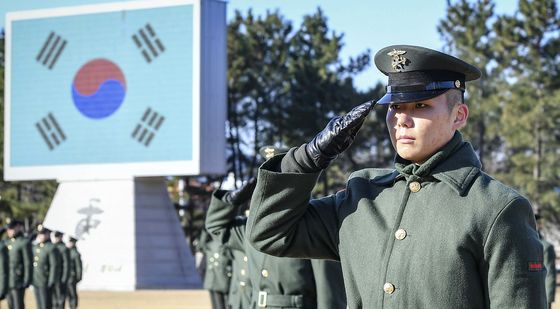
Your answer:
(43, 177), (201, 290)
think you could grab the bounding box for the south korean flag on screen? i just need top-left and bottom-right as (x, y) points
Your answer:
(7, 1), (195, 170)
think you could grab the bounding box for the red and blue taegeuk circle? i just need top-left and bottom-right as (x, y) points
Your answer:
(71, 59), (126, 119)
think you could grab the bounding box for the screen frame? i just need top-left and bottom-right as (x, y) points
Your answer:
(4, 0), (211, 181)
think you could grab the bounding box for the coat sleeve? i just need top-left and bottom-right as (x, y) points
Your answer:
(61, 247), (70, 283)
(23, 240), (33, 287)
(311, 259), (347, 309)
(0, 245), (8, 299)
(75, 252), (83, 283)
(544, 241), (556, 303)
(48, 248), (61, 287)
(205, 191), (247, 252)
(247, 150), (342, 260)
(484, 197), (547, 308)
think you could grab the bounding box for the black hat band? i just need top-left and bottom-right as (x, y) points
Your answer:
(386, 80), (464, 94)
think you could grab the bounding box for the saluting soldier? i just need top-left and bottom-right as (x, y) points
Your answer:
(5, 220), (32, 309)
(51, 232), (70, 309)
(65, 237), (82, 309)
(32, 227), (61, 309)
(206, 146), (347, 309)
(196, 229), (232, 309)
(246, 45), (546, 308)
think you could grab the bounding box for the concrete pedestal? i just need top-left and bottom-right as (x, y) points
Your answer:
(43, 178), (202, 290)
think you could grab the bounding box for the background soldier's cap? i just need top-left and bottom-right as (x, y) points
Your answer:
(6, 219), (23, 229)
(258, 145), (287, 160)
(37, 224), (51, 234)
(69, 237), (78, 243)
(54, 231), (63, 238)
(374, 45), (481, 104)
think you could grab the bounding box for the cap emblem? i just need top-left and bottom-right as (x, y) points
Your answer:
(387, 49), (409, 71)
(263, 147), (276, 159)
(455, 80), (461, 88)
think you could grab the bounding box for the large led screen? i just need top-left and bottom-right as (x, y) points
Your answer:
(4, 0), (227, 180)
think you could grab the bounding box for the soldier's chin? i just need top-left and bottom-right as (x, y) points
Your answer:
(396, 149), (425, 163)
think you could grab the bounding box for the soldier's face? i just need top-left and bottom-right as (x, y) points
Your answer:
(386, 93), (468, 163)
(6, 229), (15, 238)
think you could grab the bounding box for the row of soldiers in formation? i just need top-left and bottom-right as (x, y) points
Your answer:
(0, 220), (82, 309)
(194, 147), (558, 309)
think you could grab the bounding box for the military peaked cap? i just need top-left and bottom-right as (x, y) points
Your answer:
(374, 45), (481, 104)
(7, 219), (23, 229)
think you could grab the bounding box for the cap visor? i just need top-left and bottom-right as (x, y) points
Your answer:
(377, 90), (448, 105)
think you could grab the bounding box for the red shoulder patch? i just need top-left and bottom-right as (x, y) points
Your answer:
(528, 262), (543, 272)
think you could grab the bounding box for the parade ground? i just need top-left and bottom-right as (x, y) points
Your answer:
(0, 289), (212, 309)
(1, 288), (560, 309)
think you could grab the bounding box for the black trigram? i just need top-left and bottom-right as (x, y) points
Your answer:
(131, 108), (165, 147)
(36, 32), (67, 69)
(132, 23), (166, 63)
(35, 113), (66, 150)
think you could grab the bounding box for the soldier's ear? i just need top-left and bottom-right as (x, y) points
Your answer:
(452, 104), (468, 130)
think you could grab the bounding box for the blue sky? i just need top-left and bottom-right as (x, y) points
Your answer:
(0, 0), (534, 90)
(227, 0), (520, 90)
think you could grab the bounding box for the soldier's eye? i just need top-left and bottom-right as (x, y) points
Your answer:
(389, 104), (401, 110)
(416, 103), (427, 108)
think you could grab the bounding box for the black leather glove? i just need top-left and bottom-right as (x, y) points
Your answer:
(228, 177), (257, 206)
(305, 100), (374, 169)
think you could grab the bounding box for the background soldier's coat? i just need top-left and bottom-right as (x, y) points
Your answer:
(206, 191), (347, 309)
(66, 245), (82, 309)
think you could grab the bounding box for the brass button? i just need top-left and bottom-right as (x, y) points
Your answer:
(383, 282), (395, 294)
(36, 249), (40, 253)
(39, 243), (44, 248)
(243, 256), (248, 262)
(227, 272), (232, 277)
(261, 269), (269, 278)
(240, 269), (246, 276)
(409, 181), (421, 193)
(240, 281), (246, 287)
(213, 253), (219, 258)
(395, 229), (407, 240)
(213, 262), (219, 267)
(209, 257), (215, 262)
(34, 256), (39, 261)
(7, 245), (12, 250)
(33, 262), (38, 267)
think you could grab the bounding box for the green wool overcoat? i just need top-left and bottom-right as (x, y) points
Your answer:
(197, 229), (232, 293)
(542, 238), (556, 304)
(247, 132), (546, 309)
(32, 241), (61, 288)
(0, 241), (8, 298)
(54, 242), (71, 284)
(6, 234), (32, 289)
(67, 246), (82, 284)
(206, 192), (347, 309)
(228, 248), (252, 309)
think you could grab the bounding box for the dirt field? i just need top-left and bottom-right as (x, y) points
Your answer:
(2, 288), (560, 309)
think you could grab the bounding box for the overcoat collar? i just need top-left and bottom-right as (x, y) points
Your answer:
(372, 132), (481, 196)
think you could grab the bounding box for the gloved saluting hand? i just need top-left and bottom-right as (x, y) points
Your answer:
(227, 177), (257, 206)
(304, 100), (375, 170)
